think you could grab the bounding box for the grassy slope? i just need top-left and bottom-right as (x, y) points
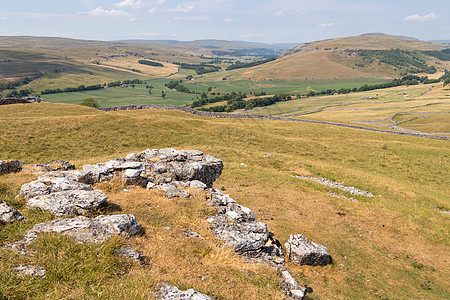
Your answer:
(0, 103), (449, 299)
(244, 35), (447, 81)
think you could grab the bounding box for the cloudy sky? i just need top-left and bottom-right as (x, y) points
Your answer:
(1, 0), (449, 43)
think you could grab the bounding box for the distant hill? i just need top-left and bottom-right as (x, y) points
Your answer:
(239, 34), (449, 80)
(431, 40), (450, 45)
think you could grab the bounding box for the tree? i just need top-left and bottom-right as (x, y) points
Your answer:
(131, 84), (135, 88)
(161, 91), (166, 99)
(148, 85), (153, 94)
(80, 97), (100, 108)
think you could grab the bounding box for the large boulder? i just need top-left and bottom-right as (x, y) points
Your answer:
(0, 160), (23, 175)
(284, 234), (331, 266)
(30, 160), (75, 172)
(0, 201), (25, 224)
(27, 190), (107, 216)
(158, 283), (214, 300)
(3, 214), (141, 253)
(126, 148), (223, 187)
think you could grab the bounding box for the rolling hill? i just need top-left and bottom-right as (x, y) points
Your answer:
(239, 34), (450, 80)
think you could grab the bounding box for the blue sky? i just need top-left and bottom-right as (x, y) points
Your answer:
(1, 0), (449, 43)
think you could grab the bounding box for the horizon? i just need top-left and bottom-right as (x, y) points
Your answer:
(1, 0), (449, 44)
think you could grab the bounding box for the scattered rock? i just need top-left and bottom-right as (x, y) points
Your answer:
(263, 154), (274, 158)
(184, 228), (203, 239)
(158, 282), (214, 300)
(284, 234), (331, 266)
(27, 189), (107, 216)
(281, 270), (306, 299)
(29, 160), (75, 173)
(189, 180), (208, 190)
(156, 183), (190, 198)
(292, 175), (374, 197)
(118, 245), (147, 264)
(328, 192), (357, 202)
(3, 214), (141, 253)
(14, 265), (46, 278)
(0, 201), (25, 224)
(0, 160), (23, 175)
(240, 163), (247, 167)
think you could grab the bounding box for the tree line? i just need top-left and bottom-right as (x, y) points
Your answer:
(226, 58), (276, 71)
(40, 79), (143, 95)
(173, 62), (221, 75)
(138, 60), (164, 67)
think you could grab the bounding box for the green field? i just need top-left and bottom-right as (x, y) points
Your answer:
(0, 103), (448, 299)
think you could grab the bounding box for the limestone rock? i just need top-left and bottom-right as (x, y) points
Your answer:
(207, 189), (236, 206)
(0, 160), (23, 175)
(0, 201), (25, 224)
(18, 177), (92, 199)
(118, 245), (147, 264)
(27, 189), (107, 216)
(184, 228), (203, 239)
(208, 214), (269, 253)
(158, 283), (214, 300)
(31, 160), (75, 172)
(126, 148), (223, 187)
(156, 183), (190, 198)
(3, 214), (141, 253)
(281, 270), (306, 299)
(189, 180), (208, 190)
(14, 265), (46, 278)
(284, 234), (331, 266)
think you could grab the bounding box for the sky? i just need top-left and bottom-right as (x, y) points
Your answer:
(1, 0), (449, 44)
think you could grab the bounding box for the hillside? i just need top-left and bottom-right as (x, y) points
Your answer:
(0, 103), (449, 299)
(241, 34), (449, 80)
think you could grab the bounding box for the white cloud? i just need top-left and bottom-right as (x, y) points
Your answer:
(318, 22), (335, 28)
(148, 7), (158, 14)
(156, 0), (167, 3)
(174, 16), (211, 21)
(404, 13), (437, 21)
(274, 10), (283, 17)
(0, 17), (7, 21)
(241, 33), (267, 38)
(223, 18), (236, 23)
(113, 0), (142, 8)
(87, 6), (128, 17)
(168, 5), (195, 12)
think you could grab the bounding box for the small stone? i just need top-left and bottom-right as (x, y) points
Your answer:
(284, 234), (331, 266)
(189, 180), (207, 190)
(158, 282), (214, 300)
(118, 245), (146, 264)
(155, 184), (190, 198)
(184, 228), (203, 239)
(0, 160), (23, 175)
(14, 265), (46, 277)
(146, 182), (156, 189)
(0, 201), (25, 224)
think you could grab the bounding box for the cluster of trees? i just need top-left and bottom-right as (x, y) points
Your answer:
(423, 49), (450, 61)
(173, 62), (221, 75)
(138, 60), (164, 67)
(0, 77), (32, 92)
(441, 71), (450, 86)
(356, 48), (437, 74)
(5, 89), (32, 98)
(304, 75), (439, 97)
(197, 93), (291, 113)
(41, 79), (143, 95)
(165, 80), (195, 94)
(80, 97), (100, 108)
(41, 84), (103, 95)
(226, 58), (276, 71)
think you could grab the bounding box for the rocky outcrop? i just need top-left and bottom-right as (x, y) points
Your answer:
(158, 283), (214, 300)
(13, 266), (46, 278)
(285, 234), (331, 266)
(0, 160), (23, 175)
(3, 214), (141, 254)
(28, 160), (75, 173)
(206, 189), (285, 267)
(27, 189), (107, 216)
(0, 201), (25, 224)
(18, 176), (93, 199)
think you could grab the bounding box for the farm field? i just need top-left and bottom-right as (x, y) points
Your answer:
(0, 103), (449, 299)
(245, 83), (450, 136)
